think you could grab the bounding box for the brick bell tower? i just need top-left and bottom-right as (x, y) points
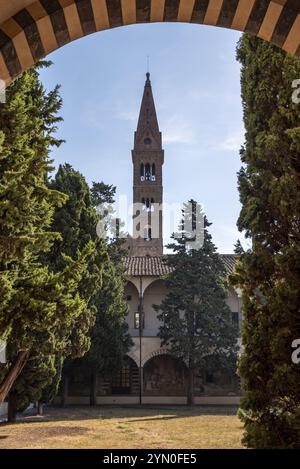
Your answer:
(129, 72), (164, 257)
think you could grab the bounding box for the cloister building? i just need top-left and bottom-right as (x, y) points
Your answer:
(63, 73), (242, 405)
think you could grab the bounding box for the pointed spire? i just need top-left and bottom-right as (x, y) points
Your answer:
(134, 72), (161, 149)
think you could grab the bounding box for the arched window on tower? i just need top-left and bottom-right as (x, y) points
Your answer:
(145, 163), (151, 181)
(140, 163), (145, 181)
(144, 227), (152, 241)
(151, 164), (156, 181)
(150, 198), (154, 212)
(142, 198), (153, 212)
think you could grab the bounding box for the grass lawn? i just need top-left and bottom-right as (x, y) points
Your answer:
(0, 405), (244, 449)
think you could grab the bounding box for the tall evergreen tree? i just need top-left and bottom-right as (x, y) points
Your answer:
(81, 253), (131, 405)
(156, 201), (238, 405)
(0, 65), (94, 410)
(6, 353), (58, 421)
(66, 181), (131, 405)
(46, 164), (104, 312)
(0, 63), (65, 402)
(91, 181), (116, 206)
(231, 35), (300, 448)
(8, 164), (105, 414)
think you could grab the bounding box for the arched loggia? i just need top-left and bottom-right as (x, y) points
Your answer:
(0, 1), (300, 85)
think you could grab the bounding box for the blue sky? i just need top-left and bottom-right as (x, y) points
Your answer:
(39, 22), (249, 254)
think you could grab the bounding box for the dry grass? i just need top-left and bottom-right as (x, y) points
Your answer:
(0, 405), (244, 449)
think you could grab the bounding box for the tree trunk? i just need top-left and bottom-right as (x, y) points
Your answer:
(187, 368), (195, 406)
(37, 401), (43, 415)
(0, 350), (29, 404)
(7, 393), (17, 423)
(61, 374), (68, 407)
(90, 370), (97, 406)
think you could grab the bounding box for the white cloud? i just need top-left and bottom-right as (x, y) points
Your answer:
(82, 101), (138, 129)
(212, 224), (249, 254)
(81, 101), (110, 130)
(115, 110), (137, 122)
(162, 115), (197, 145)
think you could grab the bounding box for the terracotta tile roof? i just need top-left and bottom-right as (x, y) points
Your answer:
(220, 254), (239, 274)
(124, 254), (238, 277)
(124, 256), (173, 277)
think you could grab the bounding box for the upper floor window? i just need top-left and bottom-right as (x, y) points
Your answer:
(144, 137), (152, 145)
(134, 311), (144, 330)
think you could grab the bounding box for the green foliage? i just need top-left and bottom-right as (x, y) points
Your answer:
(67, 181), (131, 388)
(0, 63), (65, 270)
(39, 170), (131, 403)
(7, 354), (58, 413)
(0, 65), (95, 413)
(82, 252), (131, 376)
(91, 181), (116, 206)
(47, 164), (104, 325)
(155, 201), (238, 401)
(234, 240), (245, 255)
(41, 355), (64, 404)
(231, 34), (300, 448)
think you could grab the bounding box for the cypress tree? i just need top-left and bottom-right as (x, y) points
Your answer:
(156, 201), (238, 405)
(7, 164), (104, 415)
(81, 252), (132, 406)
(0, 65), (94, 411)
(65, 181), (131, 406)
(231, 35), (300, 448)
(46, 164), (104, 314)
(0, 64), (65, 402)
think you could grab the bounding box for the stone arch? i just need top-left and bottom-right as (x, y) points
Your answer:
(126, 350), (140, 367)
(1, 1), (300, 85)
(110, 354), (140, 394)
(125, 279), (139, 296)
(143, 277), (165, 297)
(141, 347), (174, 367)
(143, 351), (188, 396)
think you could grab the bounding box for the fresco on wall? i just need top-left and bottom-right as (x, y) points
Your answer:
(143, 355), (187, 396)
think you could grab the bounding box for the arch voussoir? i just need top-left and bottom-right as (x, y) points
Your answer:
(0, 0), (299, 86)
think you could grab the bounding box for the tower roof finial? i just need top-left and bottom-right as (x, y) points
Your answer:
(146, 55), (150, 81)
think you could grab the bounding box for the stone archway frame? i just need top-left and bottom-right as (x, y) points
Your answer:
(0, 1), (300, 86)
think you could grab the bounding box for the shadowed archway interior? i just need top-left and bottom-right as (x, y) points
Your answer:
(0, 0), (300, 85)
